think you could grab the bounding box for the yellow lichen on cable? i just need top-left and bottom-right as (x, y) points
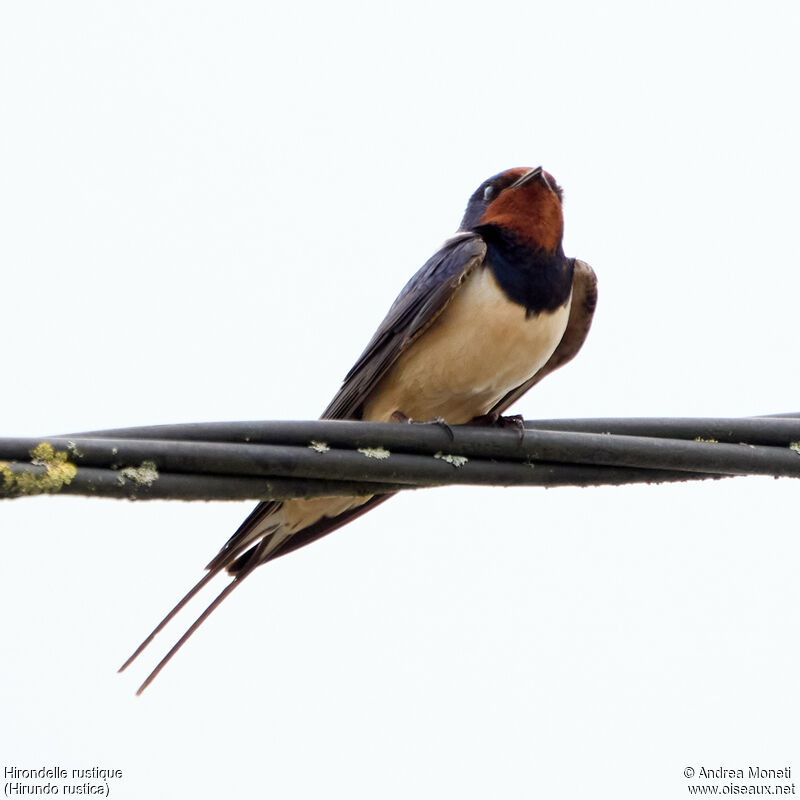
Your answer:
(0, 442), (77, 496)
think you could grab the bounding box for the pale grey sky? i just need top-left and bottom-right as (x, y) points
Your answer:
(2, 2), (799, 798)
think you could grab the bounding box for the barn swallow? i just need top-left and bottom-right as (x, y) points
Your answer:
(121, 166), (598, 692)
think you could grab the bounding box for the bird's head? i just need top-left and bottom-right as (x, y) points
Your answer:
(459, 167), (564, 252)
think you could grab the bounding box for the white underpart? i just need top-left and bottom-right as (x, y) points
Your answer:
(363, 264), (572, 424)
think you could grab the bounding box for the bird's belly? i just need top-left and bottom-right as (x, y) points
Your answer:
(363, 266), (572, 424)
(280, 269), (570, 534)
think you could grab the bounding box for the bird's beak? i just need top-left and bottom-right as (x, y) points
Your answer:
(510, 166), (546, 189)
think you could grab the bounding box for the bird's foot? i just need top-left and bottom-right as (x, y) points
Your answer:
(469, 412), (526, 439)
(424, 416), (455, 441)
(390, 410), (454, 441)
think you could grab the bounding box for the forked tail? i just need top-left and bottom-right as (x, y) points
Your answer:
(121, 494), (394, 693)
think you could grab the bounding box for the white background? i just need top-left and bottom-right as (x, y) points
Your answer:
(1, 2), (798, 798)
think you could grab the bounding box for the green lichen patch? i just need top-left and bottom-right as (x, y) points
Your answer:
(790, 442), (800, 456)
(358, 447), (390, 460)
(434, 452), (469, 468)
(309, 441), (331, 453)
(117, 460), (159, 487)
(0, 442), (78, 496)
(694, 436), (718, 443)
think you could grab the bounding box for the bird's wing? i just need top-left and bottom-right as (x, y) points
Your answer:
(489, 259), (598, 415)
(206, 232), (487, 571)
(322, 232), (488, 419)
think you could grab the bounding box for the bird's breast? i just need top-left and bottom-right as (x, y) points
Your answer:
(363, 265), (572, 424)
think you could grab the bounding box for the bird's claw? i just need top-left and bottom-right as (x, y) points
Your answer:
(390, 410), (454, 441)
(498, 413), (525, 432)
(468, 412), (526, 440)
(425, 416), (455, 441)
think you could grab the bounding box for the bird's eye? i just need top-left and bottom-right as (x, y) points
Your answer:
(483, 185), (495, 202)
